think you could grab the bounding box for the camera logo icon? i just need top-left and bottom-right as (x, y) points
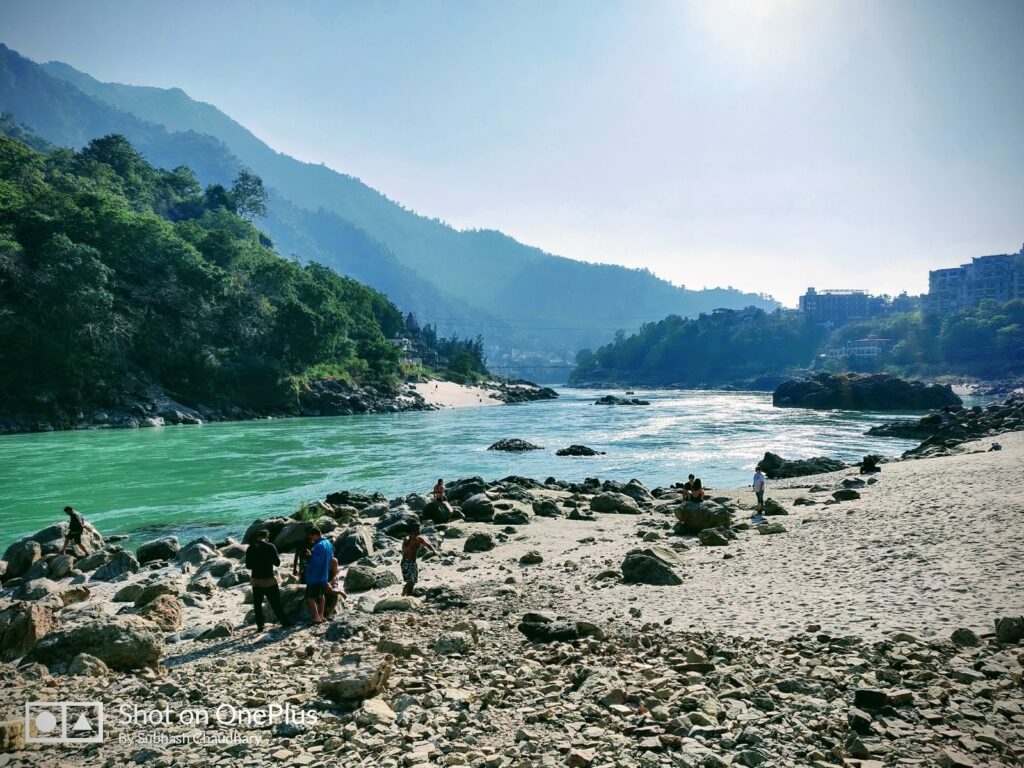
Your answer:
(25, 702), (104, 744)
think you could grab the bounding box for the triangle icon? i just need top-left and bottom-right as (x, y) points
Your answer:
(72, 713), (93, 732)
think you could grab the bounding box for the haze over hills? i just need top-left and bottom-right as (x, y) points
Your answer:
(0, 43), (777, 379)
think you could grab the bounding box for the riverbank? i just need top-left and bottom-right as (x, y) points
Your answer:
(0, 378), (558, 436)
(1, 432), (1021, 766)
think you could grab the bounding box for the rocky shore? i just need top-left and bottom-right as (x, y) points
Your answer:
(773, 373), (962, 411)
(1, 432), (1022, 767)
(0, 378), (558, 436)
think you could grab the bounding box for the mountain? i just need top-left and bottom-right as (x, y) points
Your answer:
(0, 43), (777, 377)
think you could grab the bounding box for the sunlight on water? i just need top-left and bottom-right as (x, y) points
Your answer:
(0, 389), (925, 545)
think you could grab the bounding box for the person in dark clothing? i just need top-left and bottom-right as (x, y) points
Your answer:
(292, 529), (314, 583)
(60, 506), (87, 556)
(245, 530), (294, 632)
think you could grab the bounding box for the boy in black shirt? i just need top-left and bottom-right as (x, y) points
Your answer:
(60, 506), (87, 556)
(245, 530), (294, 631)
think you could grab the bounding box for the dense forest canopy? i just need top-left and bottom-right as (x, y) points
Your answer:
(569, 308), (825, 386)
(0, 127), (486, 419)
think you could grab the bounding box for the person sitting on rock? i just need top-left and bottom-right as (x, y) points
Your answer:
(689, 478), (705, 504)
(401, 522), (436, 597)
(432, 479), (447, 503)
(752, 466), (766, 513)
(59, 506), (87, 556)
(245, 529), (294, 632)
(292, 529), (314, 583)
(682, 474), (695, 501)
(323, 556), (347, 620)
(304, 528), (333, 624)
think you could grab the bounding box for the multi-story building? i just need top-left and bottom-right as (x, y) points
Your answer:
(925, 245), (1024, 314)
(798, 288), (872, 327)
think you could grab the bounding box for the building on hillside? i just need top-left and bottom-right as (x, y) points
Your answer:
(825, 337), (895, 360)
(798, 288), (873, 327)
(925, 246), (1024, 314)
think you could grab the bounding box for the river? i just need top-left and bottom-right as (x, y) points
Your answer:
(0, 388), (930, 547)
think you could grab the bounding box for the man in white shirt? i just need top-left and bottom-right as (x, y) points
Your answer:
(752, 467), (766, 514)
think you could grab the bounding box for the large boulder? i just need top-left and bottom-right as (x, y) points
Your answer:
(758, 452), (847, 480)
(555, 445), (605, 457)
(334, 527), (374, 565)
(14, 521), (104, 557)
(136, 536), (180, 565)
(375, 508), (420, 538)
(493, 509), (530, 526)
(621, 551), (683, 586)
(772, 373), (961, 411)
(460, 494), (495, 522)
(91, 550), (140, 582)
(518, 612), (605, 643)
(343, 565), (400, 593)
(464, 532), (496, 553)
(2, 540), (41, 579)
(27, 615), (163, 671)
(177, 539), (217, 566)
(487, 439), (543, 452)
(274, 521), (315, 553)
(47, 554), (76, 579)
(445, 477), (487, 503)
(241, 517), (290, 546)
(673, 503), (732, 534)
(135, 595), (183, 632)
(133, 578), (181, 607)
(590, 492), (640, 515)
(421, 499), (457, 524)
(0, 602), (57, 661)
(317, 654), (393, 701)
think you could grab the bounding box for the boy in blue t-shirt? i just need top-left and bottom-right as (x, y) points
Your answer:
(304, 529), (334, 624)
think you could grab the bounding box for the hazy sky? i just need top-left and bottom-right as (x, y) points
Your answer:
(3, 0), (1023, 305)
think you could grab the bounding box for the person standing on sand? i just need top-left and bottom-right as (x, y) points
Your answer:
(401, 522), (436, 596)
(304, 529), (333, 624)
(245, 530), (294, 632)
(59, 506), (87, 556)
(752, 466), (766, 514)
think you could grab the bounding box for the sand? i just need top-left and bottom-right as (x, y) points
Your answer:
(411, 380), (503, 408)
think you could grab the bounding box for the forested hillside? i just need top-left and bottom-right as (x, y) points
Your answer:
(569, 309), (824, 387)
(22, 48), (778, 362)
(0, 129), (478, 424)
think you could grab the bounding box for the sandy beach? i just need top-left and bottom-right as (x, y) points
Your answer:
(411, 380), (503, 409)
(1, 431), (1022, 766)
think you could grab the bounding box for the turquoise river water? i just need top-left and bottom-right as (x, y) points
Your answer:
(0, 389), (937, 547)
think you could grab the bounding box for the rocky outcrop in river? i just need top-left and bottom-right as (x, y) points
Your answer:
(773, 373), (962, 411)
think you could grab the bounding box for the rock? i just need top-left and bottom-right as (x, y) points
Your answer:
(113, 583), (145, 603)
(133, 578), (180, 607)
(317, 654), (393, 701)
(376, 638), (423, 658)
(47, 553), (76, 579)
(854, 688), (888, 710)
(832, 489), (861, 501)
(758, 452), (847, 479)
(355, 697), (396, 726)
(27, 615), (163, 670)
(136, 536), (180, 564)
(555, 445), (605, 456)
(487, 438), (543, 452)
(762, 498), (788, 516)
(136, 594), (183, 632)
(590, 492), (641, 515)
(567, 748), (595, 768)
(950, 627), (982, 647)
(773, 373), (961, 411)
(518, 613), (604, 643)
(325, 614), (371, 641)
(464, 532), (496, 553)
(594, 395), (650, 405)
(621, 552), (682, 586)
(461, 493), (495, 522)
(995, 615), (1024, 643)
(241, 517), (290, 545)
(89, 549), (140, 581)
(493, 509), (530, 526)
(938, 748), (980, 768)
(274, 521), (317, 553)
(2, 540), (41, 579)
(698, 528), (732, 546)
(334, 526), (375, 565)
(76, 549), (111, 572)
(343, 564), (399, 593)
(373, 596), (420, 613)
(15, 578), (64, 602)
(673, 503), (732, 534)
(0, 602), (57, 661)
(433, 631), (474, 655)
(197, 620), (234, 641)
(421, 499), (457, 524)
(375, 508), (419, 538)
(519, 550), (543, 565)
(532, 499), (561, 517)
(0, 719), (24, 752)
(67, 652), (109, 677)
(445, 477), (487, 503)
(756, 522), (787, 535)
(177, 539), (217, 566)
